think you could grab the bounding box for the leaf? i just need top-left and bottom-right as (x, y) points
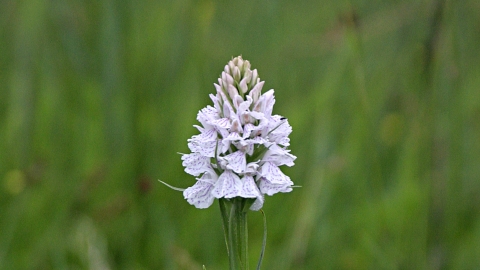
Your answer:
(158, 180), (185, 192)
(256, 210), (267, 270)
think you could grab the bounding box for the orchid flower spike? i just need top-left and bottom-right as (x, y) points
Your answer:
(181, 56), (296, 211)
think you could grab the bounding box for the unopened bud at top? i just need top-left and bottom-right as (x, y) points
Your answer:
(233, 66), (241, 82)
(215, 56), (267, 114)
(243, 60), (251, 72)
(250, 69), (259, 88)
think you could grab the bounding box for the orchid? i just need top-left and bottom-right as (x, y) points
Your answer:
(163, 56), (296, 270)
(182, 56), (296, 211)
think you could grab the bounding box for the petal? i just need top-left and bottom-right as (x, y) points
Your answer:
(188, 140), (217, 157)
(183, 180), (215, 209)
(248, 81), (264, 103)
(217, 86), (230, 107)
(197, 106), (218, 127)
(262, 144), (296, 167)
(181, 153), (211, 176)
(219, 138), (231, 154)
(267, 117), (292, 144)
(216, 127), (230, 139)
(249, 111), (264, 120)
(233, 94), (244, 110)
(230, 119), (243, 133)
(237, 96), (253, 115)
(210, 93), (222, 115)
(234, 140), (254, 156)
(212, 118), (231, 129)
(262, 89), (275, 117)
(224, 132), (242, 142)
(198, 128), (217, 141)
(193, 125), (204, 133)
(243, 123), (255, 138)
(259, 161), (292, 184)
(187, 129), (218, 157)
(211, 170), (242, 198)
(223, 150), (246, 174)
(258, 177), (293, 196)
(252, 96), (264, 113)
(245, 162), (259, 174)
(239, 175), (261, 198)
(250, 194), (264, 211)
(234, 137), (265, 156)
(223, 101), (235, 119)
(244, 136), (266, 146)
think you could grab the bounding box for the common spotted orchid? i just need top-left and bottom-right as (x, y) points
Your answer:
(181, 56), (296, 210)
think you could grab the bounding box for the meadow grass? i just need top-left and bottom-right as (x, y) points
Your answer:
(1, 0), (480, 269)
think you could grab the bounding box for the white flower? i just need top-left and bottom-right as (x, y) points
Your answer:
(182, 56), (296, 210)
(183, 168), (217, 208)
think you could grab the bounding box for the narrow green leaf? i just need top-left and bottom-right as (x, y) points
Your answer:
(256, 210), (267, 270)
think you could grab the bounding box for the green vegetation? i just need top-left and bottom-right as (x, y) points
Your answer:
(1, 0), (479, 269)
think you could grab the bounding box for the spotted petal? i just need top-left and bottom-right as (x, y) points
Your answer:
(261, 89), (275, 117)
(262, 144), (296, 167)
(239, 175), (261, 198)
(197, 106), (218, 128)
(267, 116), (292, 145)
(181, 153), (211, 176)
(258, 176), (293, 196)
(187, 129), (218, 157)
(211, 170), (242, 198)
(224, 132), (242, 142)
(259, 161), (292, 184)
(222, 150), (246, 174)
(211, 118), (231, 129)
(183, 181), (215, 209)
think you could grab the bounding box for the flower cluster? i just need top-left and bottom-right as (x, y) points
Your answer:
(182, 56), (296, 210)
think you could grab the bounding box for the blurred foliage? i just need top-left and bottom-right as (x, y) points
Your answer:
(1, 0), (480, 269)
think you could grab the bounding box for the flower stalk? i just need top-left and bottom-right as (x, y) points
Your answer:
(220, 198), (254, 270)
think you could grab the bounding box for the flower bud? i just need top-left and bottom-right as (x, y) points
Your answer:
(228, 61), (235, 73)
(233, 66), (241, 82)
(243, 60), (251, 72)
(222, 72), (234, 87)
(228, 84), (239, 100)
(233, 94), (243, 110)
(237, 57), (244, 71)
(239, 77), (249, 94)
(243, 69), (252, 82)
(250, 69), (258, 85)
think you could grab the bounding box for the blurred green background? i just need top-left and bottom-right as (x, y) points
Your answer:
(1, 0), (480, 269)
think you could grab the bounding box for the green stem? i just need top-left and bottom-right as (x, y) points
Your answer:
(238, 199), (248, 270)
(229, 200), (239, 269)
(219, 199), (231, 258)
(220, 198), (250, 270)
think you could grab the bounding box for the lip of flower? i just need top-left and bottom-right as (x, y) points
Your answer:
(221, 150), (246, 174)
